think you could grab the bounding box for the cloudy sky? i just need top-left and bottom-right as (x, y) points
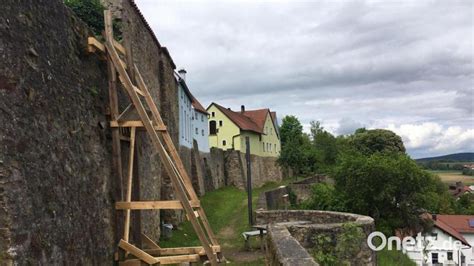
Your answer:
(135, 0), (473, 158)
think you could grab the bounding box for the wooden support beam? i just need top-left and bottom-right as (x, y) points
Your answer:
(88, 36), (126, 56)
(118, 240), (158, 264)
(119, 254), (200, 265)
(145, 246), (220, 256)
(141, 233), (160, 249)
(110, 121), (167, 131)
(123, 127), (136, 242)
(115, 200), (200, 210)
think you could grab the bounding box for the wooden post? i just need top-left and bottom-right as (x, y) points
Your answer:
(246, 137), (253, 225)
(124, 127), (136, 242)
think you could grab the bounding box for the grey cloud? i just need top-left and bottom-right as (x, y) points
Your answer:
(136, 0), (473, 157)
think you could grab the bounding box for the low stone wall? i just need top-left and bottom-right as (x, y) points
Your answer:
(266, 224), (318, 266)
(257, 210), (376, 266)
(288, 175), (331, 204)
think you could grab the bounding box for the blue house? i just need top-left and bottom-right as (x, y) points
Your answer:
(176, 69), (210, 152)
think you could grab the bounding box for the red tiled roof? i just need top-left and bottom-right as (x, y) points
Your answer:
(211, 103), (263, 134)
(433, 215), (474, 246)
(243, 109), (269, 132)
(191, 95), (207, 114)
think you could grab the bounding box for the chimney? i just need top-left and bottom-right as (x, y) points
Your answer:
(432, 214), (437, 221)
(241, 105), (245, 113)
(178, 68), (187, 81)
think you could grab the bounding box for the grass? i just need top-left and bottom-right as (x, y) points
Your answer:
(428, 170), (474, 185)
(377, 248), (416, 266)
(159, 179), (293, 256)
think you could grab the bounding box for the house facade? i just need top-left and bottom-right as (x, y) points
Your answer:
(207, 103), (280, 157)
(406, 215), (474, 265)
(176, 69), (209, 152)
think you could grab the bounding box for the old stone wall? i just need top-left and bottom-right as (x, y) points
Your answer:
(256, 210), (376, 266)
(0, 1), (115, 264)
(225, 150), (282, 189)
(0, 0), (181, 263)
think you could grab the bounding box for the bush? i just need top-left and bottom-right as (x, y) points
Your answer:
(65, 0), (105, 36)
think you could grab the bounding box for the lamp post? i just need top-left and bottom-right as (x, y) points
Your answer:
(246, 137), (252, 225)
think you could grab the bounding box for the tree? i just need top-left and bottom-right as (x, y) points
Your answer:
(333, 152), (453, 233)
(279, 115), (303, 146)
(278, 116), (306, 175)
(65, 0), (104, 36)
(310, 121), (338, 166)
(350, 129), (406, 155)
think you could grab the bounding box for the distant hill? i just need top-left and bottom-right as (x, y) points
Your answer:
(416, 152), (474, 162)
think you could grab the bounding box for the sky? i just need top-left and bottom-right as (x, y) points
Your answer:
(135, 0), (473, 159)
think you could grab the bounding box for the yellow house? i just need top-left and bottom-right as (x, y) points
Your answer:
(207, 103), (281, 157)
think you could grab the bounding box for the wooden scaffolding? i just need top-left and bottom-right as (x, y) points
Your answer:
(88, 10), (222, 265)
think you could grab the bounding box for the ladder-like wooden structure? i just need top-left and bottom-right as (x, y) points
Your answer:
(88, 10), (221, 265)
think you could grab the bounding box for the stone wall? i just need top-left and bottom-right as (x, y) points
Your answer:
(256, 210), (376, 266)
(0, 1), (115, 263)
(225, 150), (282, 189)
(0, 0), (180, 263)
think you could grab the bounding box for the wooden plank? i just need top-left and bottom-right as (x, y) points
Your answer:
(110, 120), (167, 131)
(106, 40), (218, 266)
(133, 85), (145, 96)
(145, 246), (220, 256)
(115, 200), (200, 210)
(157, 254), (200, 264)
(141, 233), (160, 249)
(119, 255), (200, 265)
(114, 39), (126, 55)
(118, 240), (158, 264)
(123, 127), (136, 242)
(88, 36), (105, 53)
(87, 37), (126, 56)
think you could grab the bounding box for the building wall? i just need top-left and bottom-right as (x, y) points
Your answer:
(207, 105), (241, 151)
(259, 113), (280, 157)
(405, 227), (472, 265)
(192, 109), (209, 152)
(178, 83), (192, 149)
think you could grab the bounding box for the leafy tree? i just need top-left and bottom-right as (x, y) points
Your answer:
(279, 115), (303, 146)
(278, 116), (306, 174)
(333, 152), (452, 233)
(350, 129), (406, 155)
(310, 121), (338, 166)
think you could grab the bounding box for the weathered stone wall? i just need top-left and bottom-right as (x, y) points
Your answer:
(0, 0), (181, 263)
(225, 150), (282, 189)
(266, 224), (318, 266)
(256, 210), (376, 266)
(0, 1), (115, 263)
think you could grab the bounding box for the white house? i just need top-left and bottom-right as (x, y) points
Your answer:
(406, 215), (474, 265)
(176, 69), (209, 152)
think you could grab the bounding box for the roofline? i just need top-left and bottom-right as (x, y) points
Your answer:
(208, 103), (263, 134)
(128, 0), (176, 69)
(434, 221), (471, 246)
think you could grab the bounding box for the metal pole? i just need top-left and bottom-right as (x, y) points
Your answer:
(246, 137), (253, 225)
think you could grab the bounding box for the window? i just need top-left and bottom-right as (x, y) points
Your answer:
(212, 112), (215, 117)
(447, 251), (453, 261)
(263, 142), (265, 152)
(202, 129), (204, 136)
(219, 120), (223, 127)
(201, 114), (204, 122)
(222, 140), (226, 146)
(209, 121), (217, 135)
(195, 128), (198, 134)
(431, 253), (438, 264)
(274, 144), (276, 152)
(431, 233), (438, 240)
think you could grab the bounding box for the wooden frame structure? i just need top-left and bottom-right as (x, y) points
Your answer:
(88, 10), (222, 265)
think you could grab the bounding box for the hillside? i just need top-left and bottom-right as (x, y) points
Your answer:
(416, 152), (474, 162)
